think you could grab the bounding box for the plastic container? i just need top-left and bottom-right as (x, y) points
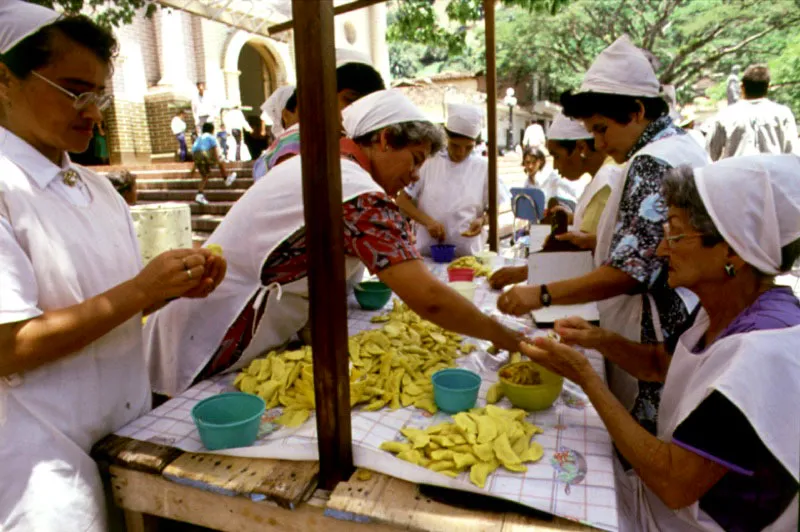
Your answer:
(432, 368), (481, 414)
(191, 392), (266, 450)
(448, 281), (476, 302)
(474, 251), (498, 266)
(447, 267), (475, 282)
(354, 281), (392, 310)
(498, 361), (564, 411)
(430, 244), (456, 263)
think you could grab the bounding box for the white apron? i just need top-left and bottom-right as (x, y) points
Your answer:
(146, 156), (383, 396)
(617, 314), (800, 531)
(0, 164), (150, 531)
(572, 160), (621, 230)
(594, 134), (709, 409)
(414, 153), (490, 257)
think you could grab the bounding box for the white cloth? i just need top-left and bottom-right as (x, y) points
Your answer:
(446, 103), (483, 138)
(619, 313), (800, 531)
(547, 113), (591, 140)
(0, 1), (59, 54)
(170, 116), (186, 135)
(343, 89), (428, 139)
(594, 133), (709, 409)
(261, 86), (295, 137)
(407, 151), (507, 257)
(522, 123), (545, 149)
(223, 108), (253, 133)
(705, 98), (799, 160)
(694, 154), (800, 275)
(526, 167), (586, 205)
(0, 129), (150, 531)
(192, 92), (217, 120)
(145, 156), (383, 395)
(335, 47), (373, 67)
(572, 161), (622, 230)
(579, 35), (661, 97)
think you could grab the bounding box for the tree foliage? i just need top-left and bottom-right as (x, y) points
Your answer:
(26, 0), (157, 28)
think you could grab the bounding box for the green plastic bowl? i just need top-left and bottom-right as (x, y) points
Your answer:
(191, 392), (265, 450)
(499, 361), (564, 411)
(432, 368), (481, 414)
(354, 281), (392, 310)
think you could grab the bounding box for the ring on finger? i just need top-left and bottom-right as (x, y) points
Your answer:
(187, 268), (193, 280)
(183, 259), (190, 271)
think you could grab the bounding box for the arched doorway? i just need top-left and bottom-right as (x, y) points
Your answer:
(237, 41), (277, 157)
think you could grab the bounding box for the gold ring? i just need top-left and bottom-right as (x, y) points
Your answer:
(183, 259), (190, 271)
(187, 269), (193, 280)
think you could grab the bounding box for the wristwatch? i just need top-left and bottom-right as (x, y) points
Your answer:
(540, 285), (552, 307)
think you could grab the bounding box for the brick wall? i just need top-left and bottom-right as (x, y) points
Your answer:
(145, 92), (194, 156)
(107, 99), (152, 165)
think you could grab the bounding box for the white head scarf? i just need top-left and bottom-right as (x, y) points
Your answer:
(694, 154), (800, 275)
(0, 1), (60, 54)
(579, 35), (661, 97)
(446, 103), (483, 138)
(260, 86), (295, 136)
(335, 48), (373, 67)
(547, 113), (592, 140)
(342, 89), (428, 139)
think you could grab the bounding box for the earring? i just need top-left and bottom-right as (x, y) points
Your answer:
(724, 263), (736, 277)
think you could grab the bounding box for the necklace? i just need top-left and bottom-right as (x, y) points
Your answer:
(62, 169), (79, 187)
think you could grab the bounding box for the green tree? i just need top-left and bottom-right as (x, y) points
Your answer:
(26, 0), (157, 28)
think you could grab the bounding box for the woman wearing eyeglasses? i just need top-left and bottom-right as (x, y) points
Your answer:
(521, 155), (800, 531)
(0, 5), (226, 531)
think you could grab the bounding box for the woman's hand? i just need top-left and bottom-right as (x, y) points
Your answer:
(519, 335), (595, 386)
(181, 248), (227, 299)
(488, 266), (527, 290)
(555, 231), (596, 251)
(461, 217), (483, 237)
(543, 204), (573, 223)
(426, 220), (446, 241)
(497, 285), (541, 316)
(132, 249), (211, 304)
(554, 316), (608, 349)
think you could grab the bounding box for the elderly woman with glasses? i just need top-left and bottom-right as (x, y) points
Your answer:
(520, 155), (800, 531)
(0, 4), (226, 530)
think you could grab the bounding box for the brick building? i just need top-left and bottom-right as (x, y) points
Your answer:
(104, 3), (389, 164)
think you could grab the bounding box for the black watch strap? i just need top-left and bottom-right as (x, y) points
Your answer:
(540, 284), (552, 307)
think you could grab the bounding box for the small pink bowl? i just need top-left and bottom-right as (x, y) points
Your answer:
(448, 268), (475, 282)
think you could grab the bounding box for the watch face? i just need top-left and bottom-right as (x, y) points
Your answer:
(541, 290), (551, 306)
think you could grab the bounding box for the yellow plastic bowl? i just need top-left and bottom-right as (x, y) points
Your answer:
(498, 361), (564, 411)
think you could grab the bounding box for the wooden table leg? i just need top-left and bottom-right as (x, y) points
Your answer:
(123, 509), (159, 532)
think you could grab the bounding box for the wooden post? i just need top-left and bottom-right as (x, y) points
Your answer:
(269, 0), (389, 35)
(291, 0), (354, 489)
(484, 0), (499, 252)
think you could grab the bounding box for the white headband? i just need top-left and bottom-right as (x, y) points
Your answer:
(694, 154), (800, 275)
(579, 35), (661, 98)
(547, 113), (591, 141)
(342, 89), (428, 138)
(261, 86), (295, 136)
(0, 1), (60, 54)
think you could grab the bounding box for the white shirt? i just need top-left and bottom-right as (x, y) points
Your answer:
(170, 116), (186, 135)
(522, 123), (545, 149)
(526, 166), (587, 205)
(222, 109), (253, 133)
(192, 92), (217, 119)
(706, 98), (799, 160)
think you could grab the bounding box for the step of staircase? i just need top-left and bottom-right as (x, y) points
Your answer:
(136, 178), (255, 191)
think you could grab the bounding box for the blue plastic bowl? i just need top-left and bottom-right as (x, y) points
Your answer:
(191, 392), (265, 450)
(430, 244), (456, 263)
(432, 368), (481, 414)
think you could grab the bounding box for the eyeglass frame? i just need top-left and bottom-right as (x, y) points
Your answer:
(662, 223), (707, 248)
(30, 71), (112, 112)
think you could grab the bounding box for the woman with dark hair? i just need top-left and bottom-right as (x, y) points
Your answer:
(107, 168), (137, 205)
(0, 4), (225, 529)
(498, 36), (709, 434)
(521, 155), (800, 531)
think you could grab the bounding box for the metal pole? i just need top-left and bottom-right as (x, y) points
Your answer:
(484, 0), (498, 252)
(291, 0), (354, 490)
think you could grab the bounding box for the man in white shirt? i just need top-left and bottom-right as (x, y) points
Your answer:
(191, 82), (217, 136)
(706, 64), (798, 160)
(222, 105), (254, 161)
(522, 120), (545, 150)
(170, 109), (187, 161)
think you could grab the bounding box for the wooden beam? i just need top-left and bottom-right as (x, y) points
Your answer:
(155, 0), (286, 40)
(269, 0), (388, 35)
(291, 0), (355, 490)
(484, 0), (499, 252)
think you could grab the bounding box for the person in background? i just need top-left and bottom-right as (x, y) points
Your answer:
(191, 81), (217, 136)
(171, 108), (188, 162)
(190, 122), (236, 204)
(253, 85), (297, 180)
(0, 4), (226, 530)
(222, 103), (253, 162)
(252, 50), (385, 180)
(522, 119), (545, 151)
(490, 113), (622, 289)
(396, 103), (509, 257)
(145, 90), (526, 397)
(726, 64), (741, 105)
(107, 169), (137, 206)
(706, 64), (798, 160)
(523, 155), (799, 531)
(522, 147), (585, 208)
(216, 120), (229, 161)
(497, 36), (709, 435)
(93, 119), (108, 165)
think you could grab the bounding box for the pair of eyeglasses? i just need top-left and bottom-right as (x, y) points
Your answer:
(662, 223), (706, 248)
(31, 71), (112, 112)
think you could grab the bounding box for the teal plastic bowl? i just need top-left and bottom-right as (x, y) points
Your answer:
(191, 392), (265, 451)
(432, 368), (481, 414)
(354, 281), (392, 310)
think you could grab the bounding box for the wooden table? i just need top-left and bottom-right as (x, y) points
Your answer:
(94, 435), (598, 532)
